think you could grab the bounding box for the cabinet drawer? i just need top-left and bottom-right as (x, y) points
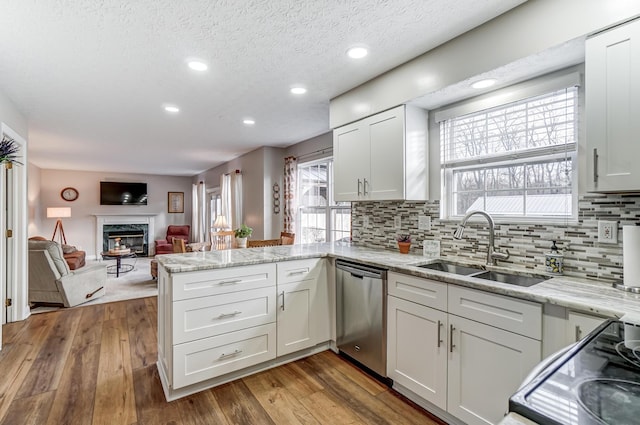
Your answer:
(172, 263), (276, 301)
(448, 285), (541, 339)
(173, 287), (276, 344)
(277, 258), (324, 284)
(388, 272), (447, 311)
(173, 323), (276, 389)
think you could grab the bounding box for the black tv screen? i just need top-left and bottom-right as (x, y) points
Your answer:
(100, 182), (148, 205)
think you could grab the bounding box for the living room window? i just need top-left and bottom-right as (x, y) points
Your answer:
(438, 75), (579, 222)
(297, 158), (351, 243)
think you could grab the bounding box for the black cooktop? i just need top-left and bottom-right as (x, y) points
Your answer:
(510, 320), (640, 425)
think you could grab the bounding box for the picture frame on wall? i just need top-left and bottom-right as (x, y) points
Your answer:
(168, 192), (184, 213)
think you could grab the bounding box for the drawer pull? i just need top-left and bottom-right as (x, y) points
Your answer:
(216, 311), (242, 319)
(218, 349), (243, 360)
(218, 279), (242, 285)
(287, 269), (308, 276)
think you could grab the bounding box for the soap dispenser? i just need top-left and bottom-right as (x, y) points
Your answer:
(545, 241), (564, 275)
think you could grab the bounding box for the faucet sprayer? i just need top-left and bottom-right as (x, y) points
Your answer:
(453, 210), (510, 266)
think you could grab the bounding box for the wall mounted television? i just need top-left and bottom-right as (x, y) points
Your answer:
(100, 182), (148, 205)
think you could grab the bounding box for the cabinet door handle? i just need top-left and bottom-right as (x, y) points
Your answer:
(281, 290), (285, 311)
(437, 320), (443, 348)
(449, 324), (456, 353)
(575, 325), (582, 342)
(217, 311), (242, 319)
(218, 349), (242, 360)
(363, 178), (369, 195)
(357, 179), (362, 196)
(593, 148), (598, 184)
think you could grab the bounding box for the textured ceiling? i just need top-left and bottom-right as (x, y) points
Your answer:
(0, 0), (527, 176)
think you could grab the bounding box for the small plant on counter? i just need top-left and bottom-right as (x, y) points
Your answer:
(234, 224), (253, 238)
(396, 234), (411, 243)
(396, 234), (412, 254)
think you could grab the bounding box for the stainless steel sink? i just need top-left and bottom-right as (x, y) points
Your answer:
(418, 261), (483, 276)
(472, 270), (547, 287)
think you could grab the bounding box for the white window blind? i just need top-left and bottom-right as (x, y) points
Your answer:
(440, 86), (578, 220)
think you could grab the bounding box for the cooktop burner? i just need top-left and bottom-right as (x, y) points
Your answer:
(510, 320), (640, 425)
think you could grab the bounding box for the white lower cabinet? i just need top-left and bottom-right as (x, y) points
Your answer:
(277, 259), (330, 356)
(567, 310), (605, 343)
(387, 272), (542, 425)
(387, 295), (448, 409)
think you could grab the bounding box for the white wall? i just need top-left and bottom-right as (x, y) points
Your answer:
(330, 0), (640, 127)
(36, 169), (192, 258)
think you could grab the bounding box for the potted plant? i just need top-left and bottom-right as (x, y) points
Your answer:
(0, 136), (22, 165)
(397, 234), (412, 254)
(234, 224), (253, 248)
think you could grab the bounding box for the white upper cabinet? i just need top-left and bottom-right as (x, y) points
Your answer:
(587, 18), (640, 192)
(333, 105), (428, 202)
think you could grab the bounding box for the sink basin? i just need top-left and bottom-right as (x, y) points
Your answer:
(418, 261), (483, 276)
(472, 270), (547, 287)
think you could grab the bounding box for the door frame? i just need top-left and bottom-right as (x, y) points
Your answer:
(1, 123), (29, 324)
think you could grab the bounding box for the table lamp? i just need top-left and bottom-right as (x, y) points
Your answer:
(213, 215), (229, 230)
(47, 207), (71, 245)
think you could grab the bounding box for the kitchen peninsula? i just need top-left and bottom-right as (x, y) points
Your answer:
(155, 243), (640, 423)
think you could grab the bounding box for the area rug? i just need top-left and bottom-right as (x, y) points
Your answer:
(31, 257), (157, 314)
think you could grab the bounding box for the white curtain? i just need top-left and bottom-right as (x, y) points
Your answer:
(221, 170), (243, 230)
(191, 182), (207, 243)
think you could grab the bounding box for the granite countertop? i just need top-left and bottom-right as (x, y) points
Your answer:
(155, 242), (640, 318)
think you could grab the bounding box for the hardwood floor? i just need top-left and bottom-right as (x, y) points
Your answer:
(0, 297), (445, 425)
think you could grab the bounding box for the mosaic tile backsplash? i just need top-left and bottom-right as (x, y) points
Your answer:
(351, 195), (640, 283)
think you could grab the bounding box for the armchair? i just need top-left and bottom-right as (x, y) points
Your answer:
(28, 239), (107, 307)
(155, 225), (190, 255)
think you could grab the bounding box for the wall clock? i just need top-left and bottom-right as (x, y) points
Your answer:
(61, 187), (79, 202)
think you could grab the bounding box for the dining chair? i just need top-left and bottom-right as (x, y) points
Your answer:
(247, 239), (282, 248)
(211, 230), (235, 250)
(280, 232), (295, 245)
(172, 238), (186, 253)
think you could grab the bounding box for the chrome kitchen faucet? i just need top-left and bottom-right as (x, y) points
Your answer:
(453, 210), (510, 266)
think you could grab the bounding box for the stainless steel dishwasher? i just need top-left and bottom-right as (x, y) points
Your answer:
(336, 260), (388, 378)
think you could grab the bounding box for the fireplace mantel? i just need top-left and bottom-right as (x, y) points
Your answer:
(94, 214), (157, 257)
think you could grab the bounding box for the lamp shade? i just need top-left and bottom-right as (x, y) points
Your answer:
(47, 207), (71, 218)
(213, 215), (229, 229)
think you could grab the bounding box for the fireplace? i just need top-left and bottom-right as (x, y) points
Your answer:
(94, 214), (156, 258)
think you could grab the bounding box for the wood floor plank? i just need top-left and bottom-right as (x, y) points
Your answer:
(269, 362), (325, 399)
(126, 298), (157, 370)
(1, 318), (28, 345)
(0, 314), (55, 423)
(73, 304), (105, 348)
(375, 390), (444, 425)
(212, 381), (276, 425)
(316, 350), (386, 396)
(176, 390), (229, 425)
(16, 308), (83, 398)
(132, 365), (183, 425)
(103, 300), (128, 321)
(92, 318), (137, 425)
(0, 391), (55, 425)
(299, 390), (367, 425)
(45, 343), (101, 425)
(243, 370), (320, 425)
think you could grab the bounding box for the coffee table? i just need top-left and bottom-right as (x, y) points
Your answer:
(101, 251), (136, 277)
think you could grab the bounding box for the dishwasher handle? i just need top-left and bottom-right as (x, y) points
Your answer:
(335, 261), (386, 279)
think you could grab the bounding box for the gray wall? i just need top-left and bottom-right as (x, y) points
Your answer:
(34, 169), (192, 258)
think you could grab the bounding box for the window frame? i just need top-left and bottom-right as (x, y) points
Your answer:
(296, 157), (351, 243)
(439, 83), (579, 224)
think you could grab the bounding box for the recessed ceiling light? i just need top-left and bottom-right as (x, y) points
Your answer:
(347, 46), (368, 59)
(187, 61), (208, 71)
(164, 105), (180, 113)
(290, 87), (307, 95)
(471, 79), (497, 89)
(243, 119), (255, 125)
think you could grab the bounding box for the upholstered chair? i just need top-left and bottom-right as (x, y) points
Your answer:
(155, 225), (190, 255)
(28, 239), (106, 307)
